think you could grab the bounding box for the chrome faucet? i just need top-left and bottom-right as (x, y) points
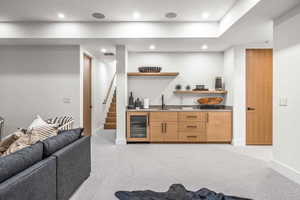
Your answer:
(161, 94), (166, 110)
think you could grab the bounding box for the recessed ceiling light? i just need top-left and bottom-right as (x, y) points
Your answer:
(149, 45), (156, 50)
(165, 12), (177, 19)
(101, 48), (107, 53)
(57, 13), (65, 19)
(92, 12), (105, 19)
(202, 12), (210, 19)
(133, 12), (140, 19)
(201, 45), (208, 50)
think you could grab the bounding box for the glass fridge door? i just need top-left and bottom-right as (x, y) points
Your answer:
(130, 115), (147, 138)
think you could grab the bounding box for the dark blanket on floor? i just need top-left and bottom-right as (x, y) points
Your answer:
(115, 184), (252, 200)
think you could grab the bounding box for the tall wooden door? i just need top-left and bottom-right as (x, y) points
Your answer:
(246, 49), (273, 145)
(83, 54), (92, 136)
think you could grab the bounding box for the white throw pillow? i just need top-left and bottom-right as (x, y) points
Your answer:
(28, 115), (48, 130)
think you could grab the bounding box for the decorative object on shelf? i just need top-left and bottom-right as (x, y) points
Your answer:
(128, 92), (135, 109)
(197, 97), (224, 105)
(193, 85), (209, 91)
(143, 98), (150, 109)
(215, 76), (225, 91)
(134, 98), (142, 109)
(175, 84), (182, 90)
(186, 85), (191, 90)
(138, 66), (162, 73)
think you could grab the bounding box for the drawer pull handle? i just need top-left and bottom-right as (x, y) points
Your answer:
(187, 136), (197, 138)
(187, 126), (197, 129)
(187, 116), (197, 118)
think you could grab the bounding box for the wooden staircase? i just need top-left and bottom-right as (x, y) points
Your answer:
(104, 91), (116, 129)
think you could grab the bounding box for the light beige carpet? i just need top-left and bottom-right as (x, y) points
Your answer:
(70, 130), (300, 200)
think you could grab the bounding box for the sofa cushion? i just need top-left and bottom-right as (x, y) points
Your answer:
(0, 142), (43, 183)
(42, 128), (83, 158)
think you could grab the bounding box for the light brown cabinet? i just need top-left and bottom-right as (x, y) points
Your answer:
(206, 112), (232, 142)
(150, 112), (178, 142)
(178, 112), (207, 142)
(127, 111), (232, 143)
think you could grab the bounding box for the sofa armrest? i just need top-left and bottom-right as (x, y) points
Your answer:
(0, 157), (56, 200)
(53, 136), (91, 200)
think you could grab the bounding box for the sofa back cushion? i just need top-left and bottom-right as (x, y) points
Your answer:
(42, 128), (83, 158)
(0, 142), (43, 183)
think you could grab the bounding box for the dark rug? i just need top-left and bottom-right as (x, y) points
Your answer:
(115, 184), (252, 200)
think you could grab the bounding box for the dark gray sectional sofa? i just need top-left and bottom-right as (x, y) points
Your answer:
(0, 128), (91, 200)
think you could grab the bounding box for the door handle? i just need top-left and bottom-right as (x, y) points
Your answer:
(165, 123), (167, 133)
(247, 107), (256, 111)
(161, 123), (164, 133)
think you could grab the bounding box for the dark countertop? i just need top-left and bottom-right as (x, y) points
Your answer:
(127, 105), (233, 112)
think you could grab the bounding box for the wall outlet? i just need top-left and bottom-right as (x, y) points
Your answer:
(279, 97), (288, 106)
(63, 98), (72, 104)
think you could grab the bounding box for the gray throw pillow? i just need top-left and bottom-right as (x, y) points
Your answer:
(42, 128), (83, 158)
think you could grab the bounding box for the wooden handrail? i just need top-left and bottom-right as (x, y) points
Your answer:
(103, 73), (116, 104)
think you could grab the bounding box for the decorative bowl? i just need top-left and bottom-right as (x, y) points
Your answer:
(138, 66), (162, 73)
(197, 97), (224, 105)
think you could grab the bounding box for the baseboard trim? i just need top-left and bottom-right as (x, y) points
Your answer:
(115, 138), (127, 145)
(232, 138), (245, 146)
(270, 160), (300, 185)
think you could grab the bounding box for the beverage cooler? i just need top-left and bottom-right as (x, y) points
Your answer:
(127, 112), (150, 142)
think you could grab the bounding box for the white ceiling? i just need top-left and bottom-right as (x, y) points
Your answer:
(0, 0), (299, 56)
(0, 0), (238, 22)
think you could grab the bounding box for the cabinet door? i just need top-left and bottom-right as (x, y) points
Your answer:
(164, 122), (178, 142)
(150, 122), (164, 142)
(150, 112), (178, 122)
(206, 112), (232, 142)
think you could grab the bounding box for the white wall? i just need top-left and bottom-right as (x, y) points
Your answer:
(116, 45), (128, 144)
(128, 52), (224, 106)
(0, 45), (81, 137)
(92, 59), (116, 131)
(272, 7), (300, 184)
(223, 47), (246, 146)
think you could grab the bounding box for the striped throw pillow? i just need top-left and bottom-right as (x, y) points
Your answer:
(29, 124), (58, 142)
(47, 116), (73, 127)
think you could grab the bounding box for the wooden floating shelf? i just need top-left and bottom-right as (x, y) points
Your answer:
(174, 90), (228, 95)
(127, 72), (179, 77)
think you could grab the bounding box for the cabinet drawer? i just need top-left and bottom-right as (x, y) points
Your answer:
(179, 112), (206, 122)
(179, 122), (205, 132)
(179, 132), (206, 142)
(150, 112), (178, 122)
